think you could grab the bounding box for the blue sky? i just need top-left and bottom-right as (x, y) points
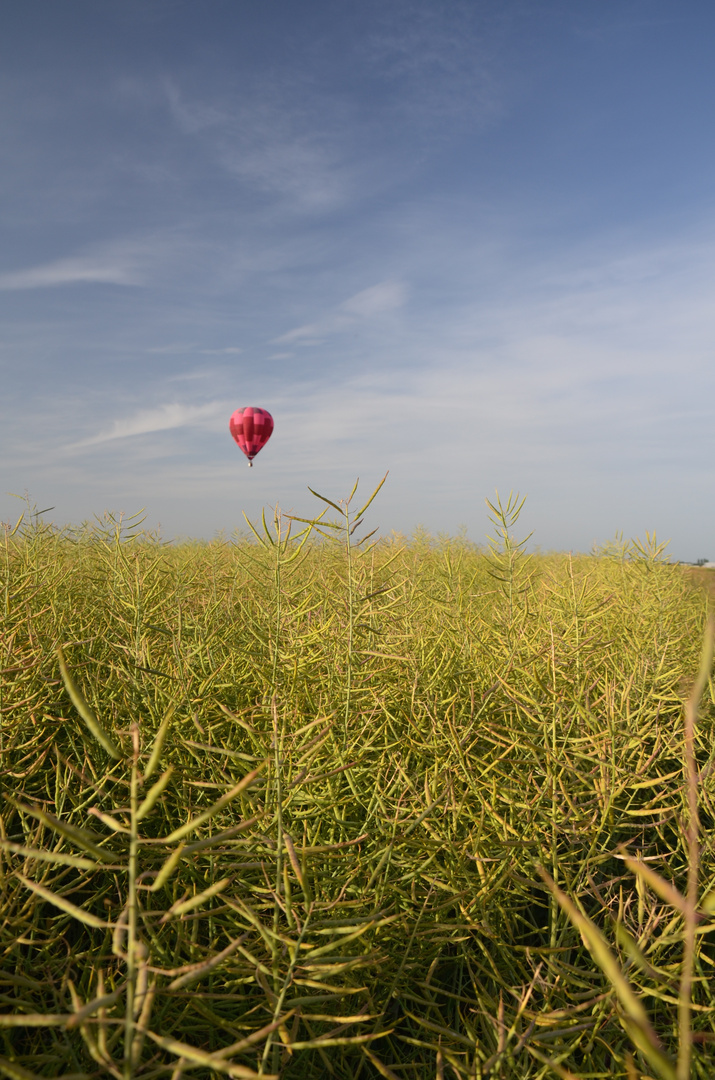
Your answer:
(2, 0), (714, 557)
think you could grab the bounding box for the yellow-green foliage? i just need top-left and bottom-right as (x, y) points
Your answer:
(0, 495), (714, 1079)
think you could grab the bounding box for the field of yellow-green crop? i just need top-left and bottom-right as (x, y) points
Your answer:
(1, 485), (713, 1080)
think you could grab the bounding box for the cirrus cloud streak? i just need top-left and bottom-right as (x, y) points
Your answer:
(69, 401), (225, 448)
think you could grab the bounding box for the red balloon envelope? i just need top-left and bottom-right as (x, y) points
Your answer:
(229, 407), (274, 466)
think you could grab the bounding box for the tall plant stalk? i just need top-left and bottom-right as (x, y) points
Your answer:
(677, 616), (714, 1080)
(241, 505), (313, 700)
(293, 473), (387, 744)
(123, 727), (140, 1080)
(484, 490), (532, 640)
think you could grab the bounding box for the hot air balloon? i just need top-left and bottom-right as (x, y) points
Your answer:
(229, 407), (274, 466)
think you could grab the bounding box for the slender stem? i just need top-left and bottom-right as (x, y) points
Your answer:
(124, 725), (140, 1080)
(677, 617), (714, 1080)
(260, 909), (312, 1075)
(272, 698), (283, 994)
(270, 515), (285, 1051)
(568, 552), (581, 685)
(549, 621), (558, 951)
(344, 504), (354, 746)
(272, 510), (283, 694)
(270, 697), (285, 1076)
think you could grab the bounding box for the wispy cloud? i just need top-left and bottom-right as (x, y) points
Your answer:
(162, 78), (354, 212)
(199, 346), (242, 355)
(220, 135), (350, 211)
(362, 1), (509, 131)
(0, 229), (196, 292)
(70, 402), (225, 448)
(274, 280), (407, 343)
(341, 281), (407, 316)
(0, 254), (140, 291)
(163, 78), (228, 134)
(167, 370), (216, 383)
(147, 343), (198, 355)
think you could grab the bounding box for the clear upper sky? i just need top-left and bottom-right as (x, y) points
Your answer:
(2, 0), (714, 557)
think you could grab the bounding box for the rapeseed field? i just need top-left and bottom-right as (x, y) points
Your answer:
(1, 485), (713, 1079)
